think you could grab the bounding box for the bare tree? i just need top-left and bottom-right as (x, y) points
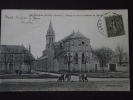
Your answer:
(115, 45), (124, 65)
(23, 54), (35, 73)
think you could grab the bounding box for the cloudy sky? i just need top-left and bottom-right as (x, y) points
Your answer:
(1, 10), (129, 58)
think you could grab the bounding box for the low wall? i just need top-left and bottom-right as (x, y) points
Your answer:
(117, 66), (129, 72)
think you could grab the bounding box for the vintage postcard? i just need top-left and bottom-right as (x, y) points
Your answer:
(0, 10), (129, 91)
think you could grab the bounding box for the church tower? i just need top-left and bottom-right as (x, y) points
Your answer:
(46, 20), (55, 49)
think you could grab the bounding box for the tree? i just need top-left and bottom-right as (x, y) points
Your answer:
(115, 45), (124, 65)
(84, 56), (90, 72)
(93, 47), (114, 72)
(23, 54), (34, 73)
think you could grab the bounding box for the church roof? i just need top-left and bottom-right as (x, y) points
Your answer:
(58, 30), (75, 43)
(71, 31), (87, 39)
(0, 45), (35, 60)
(53, 42), (59, 48)
(38, 55), (48, 60)
(0, 45), (29, 54)
(58, 30), (87, 43)
(46, 20), (55, 36)
(54, 50), (67, 59)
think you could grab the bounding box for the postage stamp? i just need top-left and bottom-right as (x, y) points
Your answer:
(97, 12), (125, 37)
(105, 14), (125, 37)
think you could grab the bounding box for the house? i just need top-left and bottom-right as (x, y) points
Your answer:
(0, 45), (36, 73)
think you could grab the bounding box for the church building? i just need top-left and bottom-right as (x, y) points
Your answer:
(37, 21), (100, 72)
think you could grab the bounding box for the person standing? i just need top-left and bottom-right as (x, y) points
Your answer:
(65, 74), (69, 81)
(62, 74), (65, 82)
(84, 73), (88, 81)
(68, 74), (71, 81)
(60, 74), (63, 82)
(82, 74), (84, 82)
(79, 73), (82, 81)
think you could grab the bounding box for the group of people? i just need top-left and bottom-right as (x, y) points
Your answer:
(79, 73), (88, 82)
(58, 73), (71, 82)
(58, 73), (88, 82)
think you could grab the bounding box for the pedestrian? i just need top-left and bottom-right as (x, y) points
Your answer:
(84, 73), (88, 81)
(68, 74), (71, 81)
(62, 73), (65, 82)
(65, 74), (68, 81)
(65, 73), (71, 81)
(60, 74), (62, 81)
(79, 73), (82, 81)
(58, 74), (62, 82)
(60, 73), (64, 82)
(81, 74), (84, 82)
(57, 76), (62, 82)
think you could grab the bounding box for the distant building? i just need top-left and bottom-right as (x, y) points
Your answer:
(107, 52), (129, 72)
(111, 52), (129, 64)
(37, 21), (100, 72)
(0, 45), (36, 73)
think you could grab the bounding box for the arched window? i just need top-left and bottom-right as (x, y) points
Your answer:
(82, 41), (84, 45)
(8, 55), (14, 63)
(52, 37), (53, 42)
(66, 42), (69, 50)
(49, 37), (51, 43)
(71, 40), (74, 46)
(79, 40), (81, 46)
(75, 53), (78, 63)
(82, 53), (85, 63)
(86, 40), (88, 46)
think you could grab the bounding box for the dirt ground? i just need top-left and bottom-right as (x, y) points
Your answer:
(0, 79), (130, 91)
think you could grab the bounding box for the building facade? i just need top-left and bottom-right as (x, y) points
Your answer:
(0, 45), (36, 73)
(37, 21), (100, 72)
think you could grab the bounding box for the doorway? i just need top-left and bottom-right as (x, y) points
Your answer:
(109, 64), (116, 72)
(9, 63), (13, 72)
(95, 64), (97, 72)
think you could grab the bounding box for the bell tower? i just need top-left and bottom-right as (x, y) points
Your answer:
(46, 20), (55, 49)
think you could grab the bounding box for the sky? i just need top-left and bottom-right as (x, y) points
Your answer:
(1, 10), (129, 58)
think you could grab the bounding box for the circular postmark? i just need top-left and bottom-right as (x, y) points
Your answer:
(97, 12), (125, 37)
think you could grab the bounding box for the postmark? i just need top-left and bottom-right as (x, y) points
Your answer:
(97, 12), (125, 37)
